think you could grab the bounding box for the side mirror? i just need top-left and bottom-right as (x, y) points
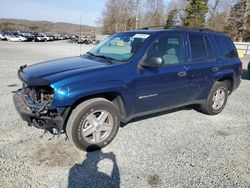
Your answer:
(141, 56), (164, 68)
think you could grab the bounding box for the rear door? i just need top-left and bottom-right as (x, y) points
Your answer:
(186, 33), (219, 101)
(213, 35), (242, 89)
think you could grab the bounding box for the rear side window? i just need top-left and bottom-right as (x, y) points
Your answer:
(189, 35), (206, 60)
(204, 37), (215, 60)
(189, 34), (216, 61)
(215, 36), (238, 58)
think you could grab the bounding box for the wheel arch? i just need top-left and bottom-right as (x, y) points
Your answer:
(217, 76), (234, 94)
(64, 92), (127, 129)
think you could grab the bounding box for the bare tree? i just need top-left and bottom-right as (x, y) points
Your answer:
(207, 0), (238, 31)
(141, 0), (165, 27)
(226, 0), (249, 41)
(207, 0), (220, 28)
(101, 0), (141, 34)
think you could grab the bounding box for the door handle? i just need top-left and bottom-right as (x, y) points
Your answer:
(212, 66), (219, 72)
(177, 71), (187, 77)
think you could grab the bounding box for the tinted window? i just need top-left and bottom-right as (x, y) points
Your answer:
(215, 36), (238, 58)
(204, 36), (215, 60)
(147, 34), (184, 65)
(189, 34), (206, 60)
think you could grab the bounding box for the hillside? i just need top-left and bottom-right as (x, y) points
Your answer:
(0, 18), (100, 34)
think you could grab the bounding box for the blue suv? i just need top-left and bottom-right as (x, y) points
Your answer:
(13, 29), (242, 151)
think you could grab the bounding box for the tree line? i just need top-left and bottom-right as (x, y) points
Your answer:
(100, 0), (250, 42)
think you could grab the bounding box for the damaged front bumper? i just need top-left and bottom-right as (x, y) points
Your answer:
(13, 90), (69, 135)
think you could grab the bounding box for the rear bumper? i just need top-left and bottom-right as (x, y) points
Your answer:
(13, 92), (65, 134)
(233, 74), (241, 92)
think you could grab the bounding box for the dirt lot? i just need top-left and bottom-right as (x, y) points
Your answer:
(0, 40), (249, 188)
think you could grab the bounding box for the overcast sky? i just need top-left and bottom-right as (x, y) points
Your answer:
(0, 0), (170, 26)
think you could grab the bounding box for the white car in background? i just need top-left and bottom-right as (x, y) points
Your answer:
(36, 35), (45, 42)
(0, 33), (6, 40)
(36, 34), (54, 42)
(43, 35), (54, 41)
(7, 35), (28, 42)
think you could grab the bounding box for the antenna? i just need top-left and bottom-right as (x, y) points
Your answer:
(80, 15), (82, 56)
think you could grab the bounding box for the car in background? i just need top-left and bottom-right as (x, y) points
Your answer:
(43, 34), (55, 42)
(54, 34), (65, 40)
(248, 62), (250, 79)
(68, 35), (79, 43)
(7, 35), (28, 42)
(21, 32), (36, 42)
(0, 32), (7, 40)
(35, 34), (45, 42)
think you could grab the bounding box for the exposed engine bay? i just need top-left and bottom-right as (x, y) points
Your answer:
(14, 84), (68, 136)
(22, 85), (54, 111)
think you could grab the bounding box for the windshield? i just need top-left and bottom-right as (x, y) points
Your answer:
(88, 32), (151, 61)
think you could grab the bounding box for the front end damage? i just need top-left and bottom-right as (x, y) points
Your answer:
(13, 84), (69, 135)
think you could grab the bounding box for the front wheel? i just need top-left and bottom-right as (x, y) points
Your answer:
(66, 98), (120, 151)
(201, 82), (228, 115)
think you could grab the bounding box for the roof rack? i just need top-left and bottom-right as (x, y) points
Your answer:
(140, 25), (214, 32)
(166, 26), (214, 32)
(141, 25), (166, 30)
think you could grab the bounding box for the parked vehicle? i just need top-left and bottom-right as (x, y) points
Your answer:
(0, 32), (7, 40)
(35, 34), (45, 42)
(43, 34), (55, 42)
(77, 35), (100, 45)
(7, 35), (28, 42)
(248, 62), (250, 79)
(13, 29), (242, 151)
(21, 32), (36, 42)
(68, 35), (79, 43)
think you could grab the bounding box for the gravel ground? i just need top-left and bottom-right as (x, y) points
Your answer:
(0, 40), (249, 188)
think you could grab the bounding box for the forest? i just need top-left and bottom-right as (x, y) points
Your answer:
(100, 0), (250, 42)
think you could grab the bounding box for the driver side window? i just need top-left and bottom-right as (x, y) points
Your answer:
(147, 34), (184, 65)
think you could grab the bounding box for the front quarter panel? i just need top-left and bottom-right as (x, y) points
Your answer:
(49, 64), (135, 115)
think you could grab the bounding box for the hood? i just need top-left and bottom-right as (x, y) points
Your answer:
(18, 56), (108, 86)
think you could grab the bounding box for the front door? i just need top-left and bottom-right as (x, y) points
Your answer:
(133, 33), (191, 113)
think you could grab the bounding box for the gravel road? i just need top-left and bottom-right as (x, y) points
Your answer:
(0, 40), (249, 188)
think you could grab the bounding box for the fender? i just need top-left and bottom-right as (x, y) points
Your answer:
(217, 68), (236, 81)
(50, 80), (135, 116)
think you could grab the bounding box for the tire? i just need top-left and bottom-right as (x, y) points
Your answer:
(66, 98), (120, 151)
(223, 80), (232, 95)
(201, 81), (228, 115)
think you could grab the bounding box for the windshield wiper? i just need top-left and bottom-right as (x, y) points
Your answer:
(86, 52), (95, 56)
(86, 52), (114, 64)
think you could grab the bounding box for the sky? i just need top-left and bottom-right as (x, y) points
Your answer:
(0, 0), (170, 26)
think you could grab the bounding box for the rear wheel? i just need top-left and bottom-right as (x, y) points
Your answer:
(66, 98), (120, 151)
(201, 82), (228, 115)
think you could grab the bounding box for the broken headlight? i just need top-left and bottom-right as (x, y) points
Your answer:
(35, 86), (54, 105)
(23, 86), (54, 106)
